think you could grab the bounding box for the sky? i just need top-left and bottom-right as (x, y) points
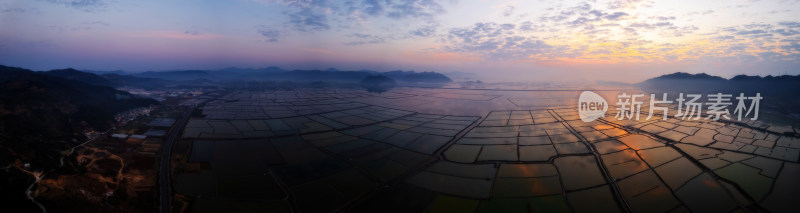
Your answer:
(1, 0), (799, 82)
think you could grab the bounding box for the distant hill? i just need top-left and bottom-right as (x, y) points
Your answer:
(210, 66), (287, 79)
(275, 70), (373, 82)
(443, 71), (478, 80)
(44, 69), (176, 89)
(18, 66), (454, 89)
(639, 72), (800, 86)
(133, 70), (215, 81)
(81, 70), (128, 75)
(730, 74), (800, 81)
(638, 72), (728, 92)
(216, 66), (286, 73)
(43, 68), (115, 87)
(642, 72), (727, 82)
(0, 65), (159, 169)
(99, 73), (175, 89)
(383, 70), (452, 83)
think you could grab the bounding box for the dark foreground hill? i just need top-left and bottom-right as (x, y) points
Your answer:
(639, 72), (800, 115)
(639, 72), (800, 93)
(0, 65), (158, 169)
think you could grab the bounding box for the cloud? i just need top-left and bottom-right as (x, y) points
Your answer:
(444, 22), (554, 60)
(540, 15), (568, 22)
(63, 21), (110, 31)
(568, 17), (595, 27)
(671, 26), (698, 37)
(779, 21), (800, 28)
(607, 0), (645, 9)
(360, 0), (385, 16)
(432, 1), (789, 65)
(518, 21), (535, 31)
(699, 21), (800, 64)
(384, 0), (444, 19)
(651, 16), (675, 21)
(736, 29), (768, 35)
(538, 3), (593, 23)
(83, 21), (109, 26)
(128, 31), (223, 40)
(560, 3), (591, 16)
(768, 9), (791, 14)
(782, 42), (800, 52)
(688, 10), (714, 15)
(502, 6), (514, 17)
(628, 22), (673, 30)
(538, 2), (631, 31)
(260, 0), (448, 40)
(774, 29), (800, 36)
(251, 0), (800, 65)
(38, 0), (109, 12)
(626, 21), (697, 36)
(287, 8), (331, 32)
(604, 12), (628, 20)
(268, 0), (336, 32)
(714, 35), (736, 40)
(249, 0), (452, 47)
(744, 23), (772, 29)
(0, 6), (37, 13)
(410, 25), (437, 37)
(343, 33), (387, 46)
(720, 24), (777, 39)
(257, 26), (281, 42)
(339, 0), (447, 22)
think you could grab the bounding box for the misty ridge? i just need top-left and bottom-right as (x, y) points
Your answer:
(71, 67), (454, 90)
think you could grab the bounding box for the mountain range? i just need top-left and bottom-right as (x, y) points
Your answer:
(45, 67), (453, 90)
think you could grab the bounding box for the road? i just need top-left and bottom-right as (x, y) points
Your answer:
(159, 107), (194, 213)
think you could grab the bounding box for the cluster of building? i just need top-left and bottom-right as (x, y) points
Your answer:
(114, 106), (156, 127)
(119, 87), (212, 102)
(105, 118), (176, 155)
(82, 129), (103, 140)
